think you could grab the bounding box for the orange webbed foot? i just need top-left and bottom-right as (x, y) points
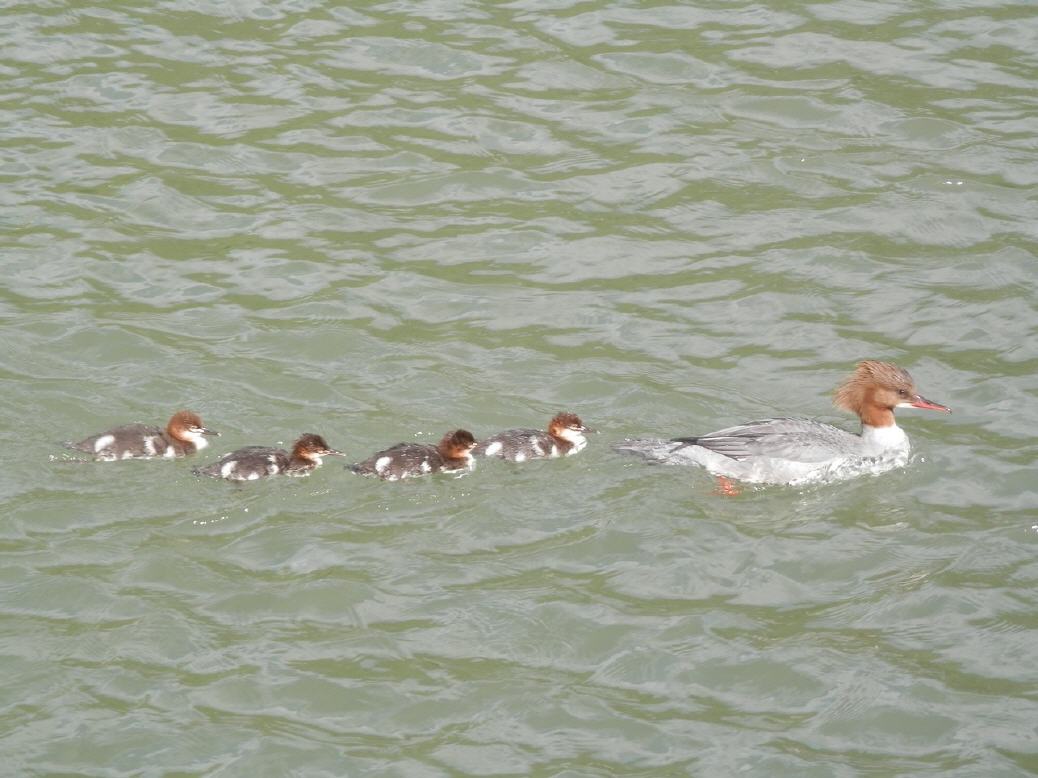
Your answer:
(713, 475), (741, 497)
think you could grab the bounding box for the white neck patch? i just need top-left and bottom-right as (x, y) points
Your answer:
(556, 429), (587, 451)
(861, 423), (908, 453)
(183, 431), (209, 450)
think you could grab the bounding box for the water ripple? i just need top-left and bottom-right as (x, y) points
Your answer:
(2, 0), (1037, 775)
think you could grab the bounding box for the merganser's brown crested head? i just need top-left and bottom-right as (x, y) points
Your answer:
(834, 361), (950, 427)
(548, 412), (592, 441)
(438, 429), (477, 460)
(167, 410), (220, 442)
(291, 433), (345, 462)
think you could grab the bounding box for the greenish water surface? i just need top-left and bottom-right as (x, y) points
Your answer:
(2, 1), (1037, 775)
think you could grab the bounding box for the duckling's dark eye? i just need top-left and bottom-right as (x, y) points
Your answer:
(897, 388), (909, 397)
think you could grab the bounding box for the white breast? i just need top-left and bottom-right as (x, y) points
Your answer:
(860, 424), (909, 454)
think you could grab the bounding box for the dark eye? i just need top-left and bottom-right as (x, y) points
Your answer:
(897, 388), (909, 397)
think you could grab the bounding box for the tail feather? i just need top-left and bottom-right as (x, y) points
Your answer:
(613, 438), (679, 463)
(614, 437), (717, 467)
(52, 440), (93, 463)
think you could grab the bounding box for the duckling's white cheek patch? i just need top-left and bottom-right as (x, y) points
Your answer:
(194, 436), (209, 451)
(484, 442), (503, 457)
(93, 435), (114, 454)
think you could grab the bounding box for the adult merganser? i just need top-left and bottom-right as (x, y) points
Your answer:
(614, 361), (950, 486)
(193, 433), (344, 481)
(349, 429), (477, 481)
(473, 412), (592, 462)
(66, 410), (219, 461)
